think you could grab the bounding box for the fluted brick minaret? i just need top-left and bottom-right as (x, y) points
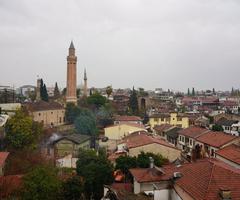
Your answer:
(66, 41), (77, 104)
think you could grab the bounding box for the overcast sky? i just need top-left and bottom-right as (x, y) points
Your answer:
(1, 0), (240, 91)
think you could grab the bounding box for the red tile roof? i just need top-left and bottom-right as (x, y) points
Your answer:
(111, 183), (133, 192)
(130, 159), (240, 200)
(178, 126), (209, 138)
(24, 100), (64, 112)
(0, 175), (22, 198)
(215, 144), (240, 165)
(129, 166), (174, 183)
(196, 131), (237, 148)
(121, 132), (178, 150)
(153, 124), (173, 132)
(0, 152), (9, 167)
(114, 115), (141, 122)
(175, 159), (240, 200)
(105, 123), (146, 130)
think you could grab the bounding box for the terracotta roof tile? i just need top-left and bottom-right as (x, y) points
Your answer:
(114, 115), (141, 121)
(130, 159), (240, 200)
(196, 131), (237, 148)
(178, 126), (209, 138)
(24, 100), (64, 112)
(0, 175), (22, 198)
(121, 132), (177, 150)
(0, 152), (9, 167)
(216, 144), (240, 165)
(153, 124), (173, 132)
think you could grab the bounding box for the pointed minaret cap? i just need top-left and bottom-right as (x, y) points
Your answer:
(84, 68), (87, 80)
(69, 41), (75, 49)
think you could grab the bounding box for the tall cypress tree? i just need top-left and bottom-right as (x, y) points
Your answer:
(129, 87), (139, 115)
(54, 82), (60, 99)
(187, 88), (190, 96)
(192, 87), (195, 96)
(40, 79), (44, 100)
(42, 84), (49, 102)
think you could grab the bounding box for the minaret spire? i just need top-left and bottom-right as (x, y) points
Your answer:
(83, 68), (88, 97)
(84, 68), (87, 81)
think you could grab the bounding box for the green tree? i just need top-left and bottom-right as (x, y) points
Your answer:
(62, 87), (67, 96)
(192, 87), (195, 96)
(76, 149), (113, 200)
(40, 79), (49, 102)
(212, 124), (224, 131)
(129, 87), (139, 115)
(74, 109), (97, 136)
(42, 84), (49, 102)
(65, 103), (81, 124)
(138, 88), (148, 97)
(54, 82), (60, 99)
(115, 155), (137, 175)
(5, 109), (42, 149)
(106, 86), (113, 98)
(61, 176), (84, 200)
(96, 104), (114, 128)
(87, 92), (107, 108)
(187, 88), (190, 96)
(21, 166), (61, 200)
(137, 152), (168, 168)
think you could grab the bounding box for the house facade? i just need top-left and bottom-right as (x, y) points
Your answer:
(149, 113), (189, 129)
(104, 123), (146, 140)
(24, 101), (65, 127)
(118, 132), (181, 162)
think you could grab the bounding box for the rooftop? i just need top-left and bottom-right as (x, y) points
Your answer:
(196, 131), (237, 148)
(53, 134), (91, 144)
(25, 100), (64, 112)
(114, 115), (142, 122)
(216, 144), (240, 165)
(178, 126), (209, 138)
(120, 132), (177, 150)
(0, 152), (9, 167)
(153, 124), (173, 132)
(130, 159), (240, 200)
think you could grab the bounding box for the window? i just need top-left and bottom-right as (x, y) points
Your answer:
(154, 118), (158, 122)
(189, 139), (192, 146)
(161, 118), (164, 121)
(211, 149), (215, 157)
(51, 112), (53, 114)
(39, 113), (41, 116)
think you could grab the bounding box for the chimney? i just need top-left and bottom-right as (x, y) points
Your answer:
(149, 157), (154, 168)
(219, 189), (231, 200)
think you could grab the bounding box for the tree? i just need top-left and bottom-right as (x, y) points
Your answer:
(65, 103), (81, 124)
(137, 152), (168, 168)
(187, 88), (190, 96)
(40, 79), (44, 99)
(212, 124), (224, 131)
(115, 155), (137, 175)
(138, 88), (148, 97)
(96, 104), (114, 127)
(42, 84), (49, 102)
(5, 109), (42, 149)
(54, 82), (60, 99)
(192, 87), (195, 96)
(212, 88), (215, 94)
(129, 87), (139, 115)
(61, 176), (84, 200)
(87, 92), (107, 109)
(74, 109), (97, 136)
(62, 87), (67, 96)
(21, 166), (61, 200)
(76, 149), (114, 200)
(106, 86), (113, 98)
